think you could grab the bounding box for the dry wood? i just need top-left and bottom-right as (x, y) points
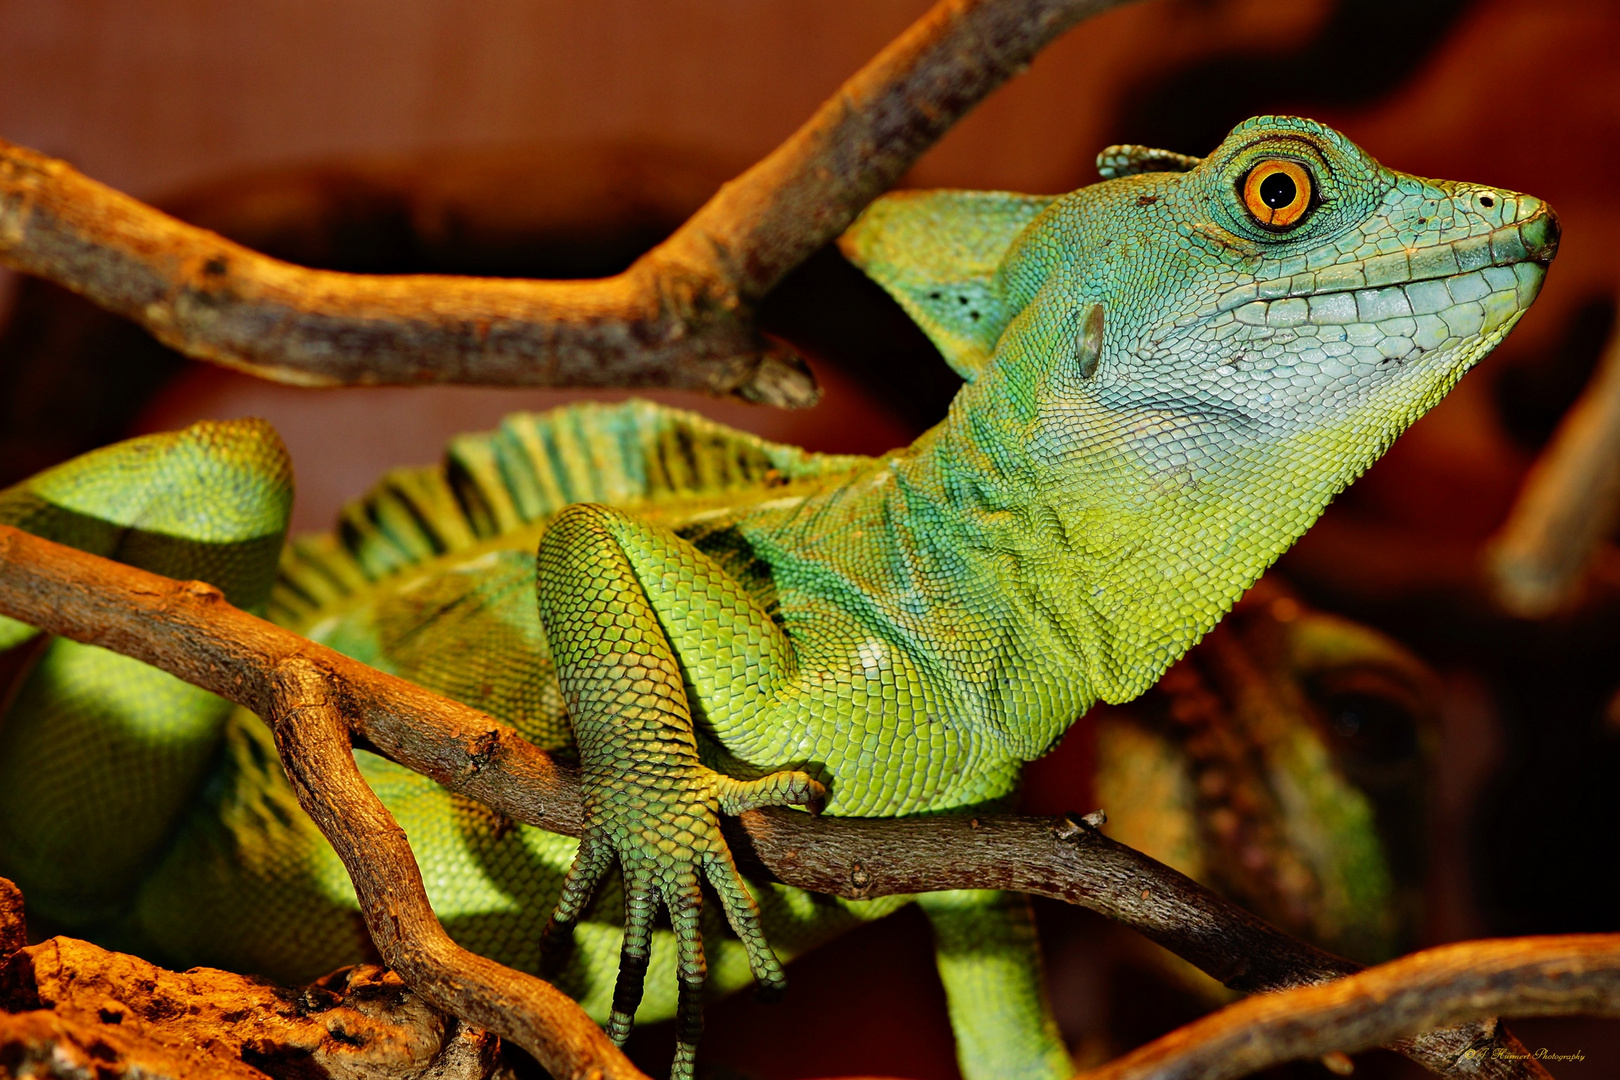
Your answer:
(6, 879), (1609, 1080)
(1486, 290), (1620, 616)
(0, 2), (1593, 1077)
(0, 0), (1134, 406)
(1074, 935), (1620, 1080)
(269, 659), (646, 1080)
(1, 929), (504, 1080)
(0, 876), (22, 960)
(0, 524), (1556, 1079)
(0, 1011), (225, 1080)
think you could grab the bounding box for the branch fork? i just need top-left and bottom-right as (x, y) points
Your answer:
(0, 523), (1592, 1080)
(1, 0), (1615, 1077)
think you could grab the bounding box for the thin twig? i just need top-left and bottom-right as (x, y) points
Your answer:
(0, 0), (1134, 405)
(726, 815), (1549, 1079)
(0, 524), (1551, 1079)
(1074, 934), (1620, 1080)
(1486, 289), (1620, 616)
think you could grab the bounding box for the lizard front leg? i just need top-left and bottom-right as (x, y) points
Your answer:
(535, 503), (822, 1079)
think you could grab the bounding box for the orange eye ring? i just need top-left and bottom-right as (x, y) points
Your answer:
(1242, 159), (1313, 229)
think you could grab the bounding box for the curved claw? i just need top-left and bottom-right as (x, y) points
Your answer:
(548, 773), (804, 1070)
(536, 504), (802, 1077)
(607, 866), (659, 1045)
(665, 873), (708, 1080)
(542, 835), (613, 977)
(715, 769), (826, 815)
(600, 861), (718, 1080)
(551, 834), (614, 928)
(704, 851), (786, 996)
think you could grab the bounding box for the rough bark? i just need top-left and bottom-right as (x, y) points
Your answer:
(0, 525), (1556, 1079)
(0, 932), (506, 1080)
(6, 884), (1612, 1080)
(0, 877), (23, 960)
(0, 0), (1135, 406)
(1073, 935), (1620, 1080)
(270, 659), (644, 1080)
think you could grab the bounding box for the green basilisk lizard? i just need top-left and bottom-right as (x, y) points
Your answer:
(0, 116), (1556, 1080)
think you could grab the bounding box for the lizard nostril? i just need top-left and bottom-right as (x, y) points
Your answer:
(1478, 194), (1496, 208)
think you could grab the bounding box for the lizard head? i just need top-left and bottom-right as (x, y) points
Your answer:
(999, 114), (1559, 463)
(842, 116), (1556, 703)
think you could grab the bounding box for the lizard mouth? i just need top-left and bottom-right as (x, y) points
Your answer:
(1215, 203), (1559, 361)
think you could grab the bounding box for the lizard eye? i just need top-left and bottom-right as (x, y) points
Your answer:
(1307, 666), (1429, 787)
(1241, 159), (1314, 229)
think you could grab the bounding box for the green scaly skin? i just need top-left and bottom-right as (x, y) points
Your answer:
(0, 117), (1556, 1080)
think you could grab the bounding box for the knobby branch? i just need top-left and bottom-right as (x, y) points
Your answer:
(0, 0), (1610, 1077)
(0, 523), (1590, 1080)
(0, 0), (1135, 407)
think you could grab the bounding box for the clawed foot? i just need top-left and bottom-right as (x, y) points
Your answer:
(546, 764), (823, 1079)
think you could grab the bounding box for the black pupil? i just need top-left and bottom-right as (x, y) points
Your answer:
(1259, 171), (1297, 209)
(1327, 693), (1418, 766)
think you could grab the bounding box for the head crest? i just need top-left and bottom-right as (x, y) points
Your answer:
(837, 190), (1054, 381)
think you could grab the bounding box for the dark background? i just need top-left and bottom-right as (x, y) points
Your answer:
(1, 0), (1618, 1076)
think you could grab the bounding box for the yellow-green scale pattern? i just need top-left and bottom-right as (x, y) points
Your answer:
(163, 402), (916, 1031)
(0, 116), (1558, 1080)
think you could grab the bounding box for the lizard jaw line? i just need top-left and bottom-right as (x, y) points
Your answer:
(1213, 208), (1557, 347)
(1219, 206), (1557, 306)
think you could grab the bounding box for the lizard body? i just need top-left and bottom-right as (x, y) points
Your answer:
(0, 117), (1556, 1080)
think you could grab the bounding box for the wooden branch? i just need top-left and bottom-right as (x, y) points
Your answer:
(1485, 288), (1620, 616)
(0, 523), (1551, 1080)
(0, 0), (1134, 405)
(1074, 934), (1620, 1080)
(728, 810), (1358, 991)
(268, 659), (647, 1080)
(2, 930), (504, 1080)
(0, 524), (584, 835)
(727, 814), (1550, 1079)
(0, 876), (22, 959)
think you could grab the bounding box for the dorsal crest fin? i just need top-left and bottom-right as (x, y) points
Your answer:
(838, 190), (1055, 382)
(269, 400), (867, 627)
